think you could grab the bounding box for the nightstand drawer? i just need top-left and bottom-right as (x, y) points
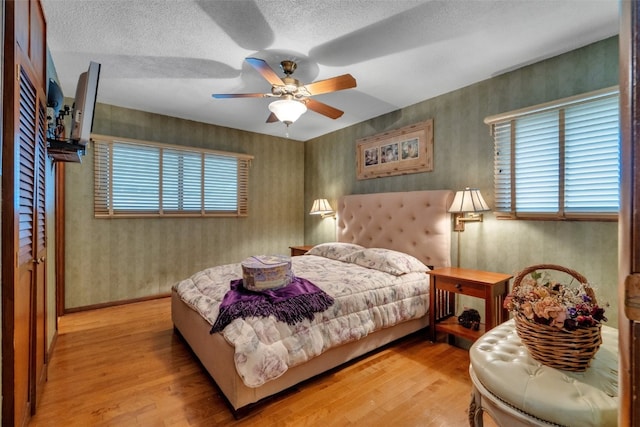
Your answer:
(436, 277), (485, 298)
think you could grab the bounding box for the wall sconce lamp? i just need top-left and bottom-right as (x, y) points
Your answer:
(448, 187), (490, 232)
(310, 198), (336, 219)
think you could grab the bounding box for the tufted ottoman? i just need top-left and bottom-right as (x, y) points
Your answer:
(469, 319), (618, 426)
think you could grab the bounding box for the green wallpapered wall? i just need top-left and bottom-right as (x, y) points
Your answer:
(64, 36), (620, 327)
(304, 36), (620, 326)
(64, 108), (304, 308)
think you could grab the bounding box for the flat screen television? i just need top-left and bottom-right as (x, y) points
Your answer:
(70, 61), (101, 146)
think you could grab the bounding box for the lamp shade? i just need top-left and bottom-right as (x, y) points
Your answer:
(309, 198), (334, 215)
(448, 188), (490, 213)
(268, 99), (307, 124)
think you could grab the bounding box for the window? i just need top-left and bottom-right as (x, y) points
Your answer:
(485, 86), (619, 220)
(93, 136), (253, 217)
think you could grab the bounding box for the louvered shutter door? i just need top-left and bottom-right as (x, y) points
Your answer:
(36, 102), (46, 253)
(17, 65), (37, 266)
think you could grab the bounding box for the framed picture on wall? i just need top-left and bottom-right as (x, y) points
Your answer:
(356, 119), (433, 180)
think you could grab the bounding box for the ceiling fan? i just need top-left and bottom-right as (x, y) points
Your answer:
(212, 57), (357, 126)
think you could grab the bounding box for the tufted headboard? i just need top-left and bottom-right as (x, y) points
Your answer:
(336, 190), (454, 268)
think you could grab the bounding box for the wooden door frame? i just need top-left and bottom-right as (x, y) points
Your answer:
(55, 163), (65, 316)
(2, 2), (22, 424)
(619, 0), (640, 424)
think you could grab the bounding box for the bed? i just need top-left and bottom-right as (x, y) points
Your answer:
(171, 190), (454, 415)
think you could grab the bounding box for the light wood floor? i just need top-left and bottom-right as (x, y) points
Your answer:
(29, 297), (489, 426)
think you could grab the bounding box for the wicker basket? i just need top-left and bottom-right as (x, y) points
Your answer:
(511, 264), (602, 372)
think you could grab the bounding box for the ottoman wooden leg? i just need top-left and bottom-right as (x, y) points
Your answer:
(469, 383), (484, 427)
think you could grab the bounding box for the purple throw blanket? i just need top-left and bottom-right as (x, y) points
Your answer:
(210, 276), (334, 333)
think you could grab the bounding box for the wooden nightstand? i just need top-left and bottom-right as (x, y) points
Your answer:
(429, 267), (512, 343)
(289, 245), (314, 257)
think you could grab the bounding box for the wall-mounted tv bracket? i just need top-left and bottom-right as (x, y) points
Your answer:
(46, 105), (86, 163)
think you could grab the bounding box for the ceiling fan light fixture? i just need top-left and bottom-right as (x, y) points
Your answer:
(268, 99), (307, 125)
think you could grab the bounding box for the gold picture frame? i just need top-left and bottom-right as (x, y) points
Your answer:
(356, 119), (433, 180)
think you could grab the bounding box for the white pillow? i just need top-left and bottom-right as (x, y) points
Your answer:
(341, 248), (428, 275)
(305, 242), (365, 261)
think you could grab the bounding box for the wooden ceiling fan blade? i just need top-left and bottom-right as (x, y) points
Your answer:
(266, 112), (279, 123)
(306, 99), (344, 119)
(245, 57), (285, 86)
(212, 93), (266, 99)
(303, 74), (356, 96)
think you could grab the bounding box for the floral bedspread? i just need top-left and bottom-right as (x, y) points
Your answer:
(173, 254), (429, 388)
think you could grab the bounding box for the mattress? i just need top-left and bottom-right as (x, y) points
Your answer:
(173, 246), (430, 388)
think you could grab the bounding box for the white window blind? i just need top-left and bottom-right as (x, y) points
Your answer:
(204, 155), (238, 211)
(112, 142), (160, 211)
(93, 135), (253, 217)
(564, 97), (619, 213)
(514, 111), (560, 213)
(486, 87), (619, 219)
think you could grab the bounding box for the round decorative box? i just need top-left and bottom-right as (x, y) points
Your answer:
(241, 255), (293, 291)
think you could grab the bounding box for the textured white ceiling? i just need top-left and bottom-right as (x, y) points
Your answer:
(41, 0), (619, 142)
